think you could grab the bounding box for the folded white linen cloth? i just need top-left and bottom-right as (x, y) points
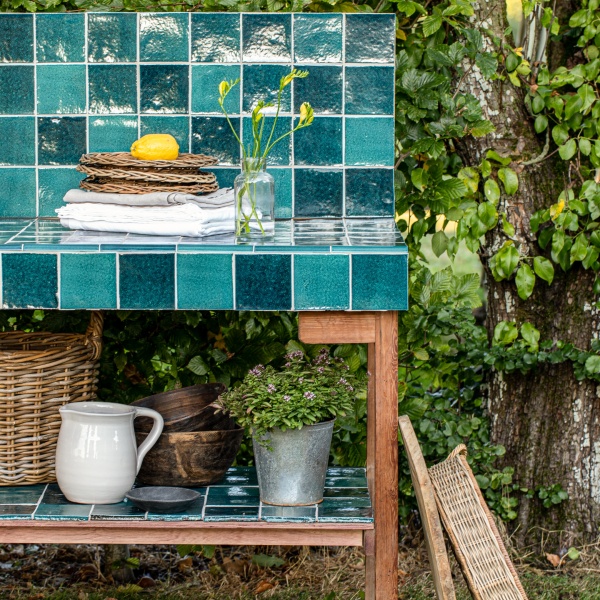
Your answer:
(57, 202), (237, 237)
(63, 187), (234, 208)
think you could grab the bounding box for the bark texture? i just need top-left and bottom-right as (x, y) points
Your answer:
(455, 0), (600, 546)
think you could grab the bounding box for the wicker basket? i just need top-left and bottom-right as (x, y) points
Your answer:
(0, 312), (103, 486)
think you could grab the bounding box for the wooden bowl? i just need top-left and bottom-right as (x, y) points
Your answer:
(135, 426), (244, 487)
(132, 383), (226, 433)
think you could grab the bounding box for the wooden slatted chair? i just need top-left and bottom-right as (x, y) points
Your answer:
(399, 416), (529, 600)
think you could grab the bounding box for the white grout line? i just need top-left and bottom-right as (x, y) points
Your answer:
(30, 484), (48, 518)
(116, 253), (120, 309)
(342, 14), (347, 218)
(348, 253), (353, 310)
(32, 14), (39, 218)
(56, 252), (61, 308)
(173, 251), (178, 309)
(231, 253), (236, 309)
(290, 253), (294, 311)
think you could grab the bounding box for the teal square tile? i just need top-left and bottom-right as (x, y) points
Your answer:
(352, 254), (408, 310)
(243, 117), (290, 166)
(119, 253), (174, 310)
(243, 65), (291, 112)
(2, 253), (58, 309)
(0, 15), (33, 62)
(0, 484), (46, 504)
(321, 497), (371, 509)
(177, 254), (232, 310)
(140, 117), (189, 153)
(235, 254), (291, 310)
(39, 168), (84, 217)
(207, 486), (259, 506)
(0, 505), (35, 518)
(345, 118), (395, 166)
(36, 14), (85, 63)
(204, 506), (259, 521)
(216, 468), (258, 487)
(191, 117), (240, 166)
(327, 467), (367, 478)
(294, 15), (342, 64)
(146, 500), (205, 521)
(141, 65), (189, 114)
(38, 117), (87, 165)
(346, 169), (395, 217)
(89, 117), (138, 153)
(88, 13), (137, 63)
(324, 487), (370, 498)
(0, 118), (35, 165)
(324, 476), (368, 488)
(346, 15), (395, 64)
(92, 503), (146, 520)
(346, 67), (395, 115)
(140, 13), (189, 62)
(242, 14), (290, 62)
(294, 254), (349, 310)
(60, 253), (117, 310)
(0, 169), (36, 217)
(192, 65), (240, 114)
(272, 169), (292, 218)
(293, 66), (342, 114)
(34, 503), (92, 520)
(261, 505), (316, 522)
(294, 169), (343, 218)
(42, 484), (70, 504)
(294, 117), (342, 166)
(89, 65), (137, 114)
(318, 505), (373, 522)
(191, 13), (240, 63)
(0, 66), (34, 114)
(208, 168), (237, 188)
(37, 65), (86, 114)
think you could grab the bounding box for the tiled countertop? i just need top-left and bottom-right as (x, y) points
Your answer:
(0, 467), (372, 524)
(0, 217), (407, 311)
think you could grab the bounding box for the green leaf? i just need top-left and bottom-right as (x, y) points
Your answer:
(413, 348), (429, 361)
(585, 355), (600, 375)
(534, 115), (548, 133)
(458, 167), (480, 194)
(552, 124), (569, 146)
(570, 9), (589, 27)
(506, 52), (520, 73)
(567, 547), (581, 561)
(580, 138), (592, 156)
(502, 214), (515, 237)
(559, 139), (577, 160)
(493, 244), (520, 279)
(515, 263), (535, 299)
(570, 232), (589, 263)
(521, 322), (540, 350)
(187, 355), (209, 376)
(565, 94), (584, 119)
(475, 52), (498, 78)
(493, 321), (519, 346)
(422, 14), (443, 37)
(252, 554), (285, 568)
(484, 179), (501, 204)
(486, 150), (512, 166)
(498, 167), (518, 195)
(578, 84), (596, 112)
(533, 256), (555, 285)
(477, 202), (498, 228)
(431, 230), (449, 257)
(532, 95), (545, 114)
(470, 120), (496, 137)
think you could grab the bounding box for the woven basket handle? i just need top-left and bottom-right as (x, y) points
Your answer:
(448, 444), (468, 459)
(84, 311), (104, 361)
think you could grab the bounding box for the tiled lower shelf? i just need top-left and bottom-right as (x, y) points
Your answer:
(0, 467), (372, 525)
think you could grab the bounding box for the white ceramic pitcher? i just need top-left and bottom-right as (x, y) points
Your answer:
(55, 402), (164, 504)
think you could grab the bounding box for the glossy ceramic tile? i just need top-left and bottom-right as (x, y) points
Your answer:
(294, 254), (349, 310)
(60, 253), (117, 309)
(262, 505), (316, 522)
(177, 253), (233, 310)
(2, 253), (58, 308)
(345, 67), (395, 115)
(0, 484), (46, 504)
(294, 15), (342, 64)
(191, 117), (240, 165)
(0, 15), (33, 62)
(242, 14), (291, 63)
(272, 169), (292, 218)
(36, 14), (85, 63)
(119, 253), (174, 310)
(38, 117), (87, 165)
(235, 254), (291, 310)
(140, 116), (190, 152)
(35, 503), (92, 520)
(0, 66), (34, 114)
(37, 65), (86, 115)
(352, 253), (408, 310)
(243, 65), (291, 113)
(191, 13), (240, 63)
(0, 505), (36, 518)
(39, 169), (83, 216)
(345, 15), (395, 64)
(204, 506), (259, 521)
(192, 65), (240, 115)
(294, 67), (342, 115)
(140, 65), (189, 114)
(140, 14), (189, 62)
(207, 486), (259, 506)
(87, 13), (137, 63)
(89, 117), (138, 153)
(92, 503), (147, 520)
(89, 65), (138, 114)
(294, 118), (343, 166)
(345, 118), (395, 166)
(0, 118), (35, 165)
(243, 117), (291, 166)
(0, 170), (36, 217)
(294, 169), (343, 218)
(345, 169), (395, 217)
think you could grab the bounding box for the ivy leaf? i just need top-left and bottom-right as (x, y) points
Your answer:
(534, 115), (548, 133)
(570, 233), (589, 263)
(477, 201), (498, 229)
(533, 256), (555, 285)
(492, 244), (519, 279)
(569, 8), (589, 27)
(486, 150), (512, 166)
(484, 179), (501, 204)
(493, 321), (519, 346)
(422, 14), (443, 37)
(521, 322), (540, 351)
(498, 167), (518, 195)
(559, 139), (577, 160)
(578, 84), (595, 113)
(552, 124), (569, 146)
(431, 230), (449, 257)
(515, 263), (535, 299)
(502, 213), (515, 237)
(565, 94), (584, 119)
(585, 355), (600, 375)
(187, 355), (210, 376)
(582, 246), (599, 269)
(580, 139), (592, 156)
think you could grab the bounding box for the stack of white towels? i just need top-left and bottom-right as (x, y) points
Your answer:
(57, 188), (236, 237)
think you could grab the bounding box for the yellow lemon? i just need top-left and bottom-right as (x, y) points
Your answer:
(130, 134), (179, 161)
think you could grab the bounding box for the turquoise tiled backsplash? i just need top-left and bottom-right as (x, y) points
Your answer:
(0, 12), (395, 219)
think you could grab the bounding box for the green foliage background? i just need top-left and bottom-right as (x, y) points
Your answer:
(5, 0), (599, 522)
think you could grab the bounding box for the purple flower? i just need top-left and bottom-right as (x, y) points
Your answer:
(299, 377), (304, 383)
(317, 367), (325, 373)
(283, 395), (291, 402)
(267, 383), (277, 393)
(304, 391), (316, 400)
(338, 377), (348, 385)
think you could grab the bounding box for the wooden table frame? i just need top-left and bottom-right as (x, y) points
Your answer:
(0, 311), (399, 600)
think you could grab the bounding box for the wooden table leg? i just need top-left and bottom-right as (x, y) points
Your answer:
(298, 311), (399, 599)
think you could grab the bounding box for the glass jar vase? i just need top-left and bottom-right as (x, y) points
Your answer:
(234, 158), (275, 237)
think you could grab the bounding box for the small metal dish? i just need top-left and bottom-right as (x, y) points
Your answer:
(125, 487), (201, 513)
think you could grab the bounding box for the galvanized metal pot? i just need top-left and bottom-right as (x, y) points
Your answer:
(253, 420), (335, 506)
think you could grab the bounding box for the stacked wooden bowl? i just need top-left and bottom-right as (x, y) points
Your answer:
(76, 152), (220, 194)
(133, 383), (242, 487)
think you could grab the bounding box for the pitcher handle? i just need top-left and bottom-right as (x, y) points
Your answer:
(133, 407), (164, 475)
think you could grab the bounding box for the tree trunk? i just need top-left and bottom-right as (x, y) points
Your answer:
(102, 544), (135, 583)
(455, 0), (600, 547)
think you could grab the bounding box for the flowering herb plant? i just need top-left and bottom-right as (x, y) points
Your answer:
(216, 349), (362, 443)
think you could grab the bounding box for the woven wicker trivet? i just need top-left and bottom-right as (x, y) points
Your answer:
(79, 152), (218, 168)
(77, 165), (217, 184)
(80, 178), (219, 195)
